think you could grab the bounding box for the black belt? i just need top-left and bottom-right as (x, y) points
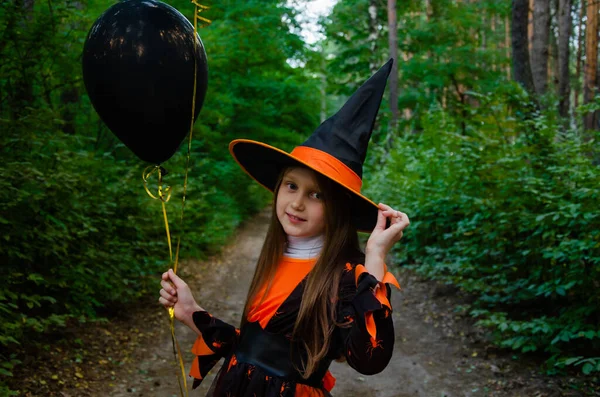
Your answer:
(234, 321), (331, 388)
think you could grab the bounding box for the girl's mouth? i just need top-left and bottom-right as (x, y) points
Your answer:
(287, 213), (306, 223)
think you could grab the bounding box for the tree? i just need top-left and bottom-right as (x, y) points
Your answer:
(583, 0), (598, 130)
(531, 0), (550, 95)
(512, 0), (537, 95)
(503, 14), (512, 79)
(387, 0), (399, 134)
(557, 0), (572, 118)
(369, 0), (379, 73)
(574, 0), (585, 109)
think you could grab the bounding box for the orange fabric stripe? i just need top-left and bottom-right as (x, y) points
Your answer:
(191, 334), (216, 356)
(189, 356), (201, 379)
(295, 384), (327, 396)
(227, 354), (238, 372)
(290, 146), (362, 193)
(247, 257), (317, 328)
(354, 263), (401, 340)
(323, 370), (336, 392)
(365, 312), (377, 341)
(382, 271), (401, 290)
(375, 285), (391, 310)
(355, 264), (401, 290)
(354, 264), (368, 286)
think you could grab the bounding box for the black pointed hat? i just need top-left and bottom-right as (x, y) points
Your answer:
(230, 59), (393, 232)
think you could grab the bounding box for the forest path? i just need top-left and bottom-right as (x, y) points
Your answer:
(82, 208), (572, 397)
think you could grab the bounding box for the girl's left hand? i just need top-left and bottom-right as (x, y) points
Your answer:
(366, 203), (410, 259)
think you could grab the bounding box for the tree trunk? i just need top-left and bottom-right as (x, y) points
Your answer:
(506, 15), (512, 79)
(425, 0), (432, 21)
(548, 8), (559, 91)
(387, 0), (398, 134)
(583, 0), (598, 130)
(528, 0), (535, 53)
(557, 0), (572, 118)
(532, 0), (550, 95)
(368, 0), (378, 74)
(574, 0), (585, 109)
(492, 15), (497, 72)
(512, 0), (537, 95)
(320, 54), (327, 123)
(481, 13), (487, 70)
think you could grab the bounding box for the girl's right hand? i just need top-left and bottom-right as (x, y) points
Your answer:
(159, 269), (204, 331)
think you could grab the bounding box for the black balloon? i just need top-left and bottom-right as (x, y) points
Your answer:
(82, 0), (208, 164)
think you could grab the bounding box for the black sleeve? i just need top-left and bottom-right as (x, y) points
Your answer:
(189, 311), (239, 388)
(335, 263), (399, 375)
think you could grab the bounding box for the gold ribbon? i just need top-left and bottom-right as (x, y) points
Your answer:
(192, 0), (211, 28)
(142, 2), (212, 396)
(143, 165), (186, 396)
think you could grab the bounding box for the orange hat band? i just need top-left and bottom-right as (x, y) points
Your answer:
(290, 146), (362, 192)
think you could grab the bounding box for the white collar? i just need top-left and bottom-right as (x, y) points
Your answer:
(284, 234), (324, 259)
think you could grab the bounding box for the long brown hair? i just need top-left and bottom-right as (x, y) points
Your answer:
(241, 166), (362, 378)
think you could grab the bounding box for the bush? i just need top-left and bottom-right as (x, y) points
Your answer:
(0, 113), (270, 384)
(366, 96), (600, 374)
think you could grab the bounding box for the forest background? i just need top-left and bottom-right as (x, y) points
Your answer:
(1, 0), (599, 394)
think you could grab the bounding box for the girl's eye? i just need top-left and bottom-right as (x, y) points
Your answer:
(286, 182), (297, 190)
(310, 192), (323, 200)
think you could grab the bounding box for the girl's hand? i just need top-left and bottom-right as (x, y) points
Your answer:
(159, 269), (204, 333)
(366, 203), (410, 260)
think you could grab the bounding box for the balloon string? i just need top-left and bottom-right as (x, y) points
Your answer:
(170, 311), (187, 397)
(142, 166), (172, 260)
(142, 166), (187, 396)
(142, 165), (174, 276)
(192, 0), (211, 27)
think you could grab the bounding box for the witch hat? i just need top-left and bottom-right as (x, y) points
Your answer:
(229, 59), (393, 232)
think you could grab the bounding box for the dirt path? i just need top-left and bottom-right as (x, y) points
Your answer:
(80, 208), (590, 397)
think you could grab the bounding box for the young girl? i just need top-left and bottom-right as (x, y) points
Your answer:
(159, 59), (409, 397)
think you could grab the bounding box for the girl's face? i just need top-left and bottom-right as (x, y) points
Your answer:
(276, 167), (326, 238)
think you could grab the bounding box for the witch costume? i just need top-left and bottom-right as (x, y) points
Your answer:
(189, 59), (401, 397)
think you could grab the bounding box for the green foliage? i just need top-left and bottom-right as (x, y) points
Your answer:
(0, 0), (319, 388)
(324, 0), (512, 143)
(366, 92), (600, 374)
(553, 356), (600, 375)
(324, 0), (598, 376)
(0, 127), (168, 341)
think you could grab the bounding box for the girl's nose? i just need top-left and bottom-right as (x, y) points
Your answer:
(291, 198), (304, 210)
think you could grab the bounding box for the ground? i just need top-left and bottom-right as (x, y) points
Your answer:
(9, 209), (599, 397)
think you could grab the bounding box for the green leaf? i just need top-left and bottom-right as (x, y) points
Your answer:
(563, 357), (583, 366)
(27, 273), (45, 284)
(0, 368), (13, 377)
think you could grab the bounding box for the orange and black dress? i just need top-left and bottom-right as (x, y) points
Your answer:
(189, 256), (400, 396)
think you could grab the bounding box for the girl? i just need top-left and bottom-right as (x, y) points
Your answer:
(159, 59), (409, 396)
